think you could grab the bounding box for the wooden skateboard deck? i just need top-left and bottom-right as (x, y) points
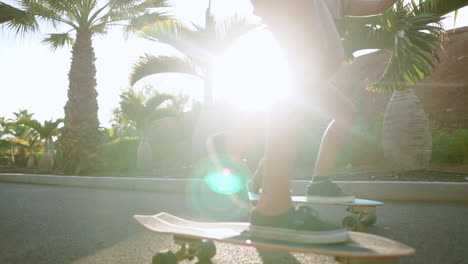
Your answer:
(134, 212), (414, 264)
(249, 193), (383, 231)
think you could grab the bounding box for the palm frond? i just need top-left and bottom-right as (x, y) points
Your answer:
(141, 19), (212, 61)
(21, 0), (75, 29)
(120, 89), (145, 127)
(16, 119), (43, 137)
(413, 0), (468, 16)
(147, 108), (177, 123)
(124, 12), (170, 33)
(215, 15), (259, 51)
(42, 118), (63, 139)
(17, 118), (63, 140)
(104, 0), (169, 25)
(145, 93), (175, 110)
(129, 0), (170, 12)
(130, 55), (200, 85)
(343, 2), (445, 91)
(42, 33), (75, 50)
(118, 89), (179, 133)
(369, 3), (444, 91)
(0, 2), (38, 34)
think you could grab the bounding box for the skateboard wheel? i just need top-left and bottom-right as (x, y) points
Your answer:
(152, 251), (177, 264)
(342, 216), (362, 231)
(197, 240), (216, 260)
(361, 215), (377, 226)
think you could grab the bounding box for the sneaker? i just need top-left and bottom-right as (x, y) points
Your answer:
(249, 207), (349, 244)
(306, 178), (355, 203)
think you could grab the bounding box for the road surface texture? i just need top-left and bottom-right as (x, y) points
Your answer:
(0, 182), (467, 264)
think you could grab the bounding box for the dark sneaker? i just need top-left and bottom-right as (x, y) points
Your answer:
(306, 178), (355, 203)
(249, 207), (349, 244)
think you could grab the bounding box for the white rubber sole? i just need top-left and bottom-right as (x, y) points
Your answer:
(306, 195), (356, 203)
(249, 224), (349, 244)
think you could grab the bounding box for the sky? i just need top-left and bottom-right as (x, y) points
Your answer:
(0, 0), (467, 127)
(0, 0), (254, 127)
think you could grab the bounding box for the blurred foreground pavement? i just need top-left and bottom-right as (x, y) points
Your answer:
(0, 183), (467, 264)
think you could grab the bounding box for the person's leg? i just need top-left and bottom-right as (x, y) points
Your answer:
(251, 0), (345, 210)
(253, 101), (304, 215)
(305, 82), (357, 202)
(312, 84), (357, 180)
(246, 0), (348, 243)
(205, 108), (265, 188)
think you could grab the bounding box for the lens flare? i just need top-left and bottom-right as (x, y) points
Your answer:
(205, 167), (243, 195)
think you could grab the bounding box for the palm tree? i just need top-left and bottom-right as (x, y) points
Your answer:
(0, 0), (170, 174)
(24, 135), (41, 169)
(0, 1), (37, 32)
(129, 3), (258, 161)
(1, 110), (35, 167)
(342, 1), (444, 91)
(17, 118), (63, 172)
(116, 89), (178, 172)
(129, 15), (258, 105)
(17, 118), (63, 150)
(341, 0), (468, 170)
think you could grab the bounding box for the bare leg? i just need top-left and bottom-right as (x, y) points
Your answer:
(311, 84), (357, 180)
(254, 102), (304, 215)
(224, 110), (266, 161)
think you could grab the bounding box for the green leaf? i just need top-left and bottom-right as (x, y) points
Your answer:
(130, 55), (200, 85)
(0, 2), (38, 34)
(41, 33), (75, 50)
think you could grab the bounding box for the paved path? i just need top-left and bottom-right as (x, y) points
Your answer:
(1, 183), (467, 264)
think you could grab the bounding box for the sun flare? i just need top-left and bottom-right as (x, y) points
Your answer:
(213, 29), (291, 110)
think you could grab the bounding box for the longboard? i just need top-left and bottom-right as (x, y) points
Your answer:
(134, 212), (414, 264)
(249, 193), (383, 231)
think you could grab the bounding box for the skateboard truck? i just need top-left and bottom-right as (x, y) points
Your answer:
(343, 206), (377, 231)
(152, 236), (216, 264)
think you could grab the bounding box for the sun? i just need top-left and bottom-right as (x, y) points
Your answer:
(213, 29), (291, 110)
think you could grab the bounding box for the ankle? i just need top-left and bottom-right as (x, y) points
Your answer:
(254, 198), (292, 216)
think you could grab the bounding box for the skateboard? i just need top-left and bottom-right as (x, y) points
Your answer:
(134, 212), (414, 264)
(248, 193), (384, 231)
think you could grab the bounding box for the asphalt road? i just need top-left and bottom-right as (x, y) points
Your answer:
(0, 183), (467, 264)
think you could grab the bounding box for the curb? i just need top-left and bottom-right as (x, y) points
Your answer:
(1, 174), (467, 203)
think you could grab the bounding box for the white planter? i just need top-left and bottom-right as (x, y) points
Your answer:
(27, 156), (35, 169)
(38, 151), (54, 173)
(382, 89), (432, 171)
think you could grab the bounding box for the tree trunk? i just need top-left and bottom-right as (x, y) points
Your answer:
(59, 28), (101, 175)
(382, 89), (432, 171)
(137, 135), (153, 175)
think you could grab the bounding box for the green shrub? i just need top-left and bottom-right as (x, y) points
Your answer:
(432, 127), (468, 164)
(98, 137), (139, 173)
